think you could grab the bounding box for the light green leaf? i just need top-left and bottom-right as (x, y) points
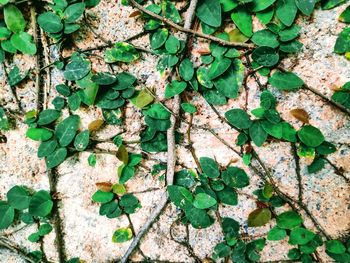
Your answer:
(112, 228), (133, 243)
(104, 42), (140, 63)
(37, 12), (63, 33)
(193, 193), (217, 209)
(298, 125), (325, 147)
(26, 128), (53, 141)
(4, 4), (26, 33)
(7, 186), (30, 210)
(64, 3), (85, 23)
(10, 32), (36, 55)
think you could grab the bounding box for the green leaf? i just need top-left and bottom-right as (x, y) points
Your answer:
(28, 232), (40, 242)
(0, 0), (9, 5)
(200, 157), (220, 178)
(38, 109), (61, 125)
(165, 80), (187, 98)
(4, 4), (26, 33)
(165, 35), (180, 54)
(112, 228), (133, 243)
(289, 227), (315, 245)
(295, 0), (316, 16)
(119, 165), (135, 184)
(7, 186), (31, 210)
(249, 121), (268, 146)
(339, 6), (350, 23)
(197, 66), (213, 88)
(276, 210), (303, 229)
(225, 108), (252, 129)
(91, 72), (117, 85)
(92, 190), (114, 203)
(119, 194), (140, 214)
(268, 71), (304, 90)
(55, 115), (80, 147)
(185, 206), (213, 229)
(0, 202), (14, 229)
(213, 242), (231, 259)
(88, 153), (96, 167)
(179, 58), (194, 81)
(217, 186), (238, 205)
(145, 103), (170, 120)
(334, 27), (350, 54)
(252, 0), (277, 12)
(74, 130), (90, 151)
(29, 190), (53, 217)
(10, 32), (36, 55)
(130, 89), (154, 109)
(64, 57), (91, 81)
(0, 108), (9, 131)
(162, 1), (181, 23)
(248, 208), (272, 227)
(279, 24), (301, 42)
(321, 0), (347, 10)
(256, 7), (274, 25)
(7, 66), (28, 86)
(104, 42), (140, 63)
(38, 223), (53, 236)
(288, 248), (301, 260)
(196, 0), (222, 27)
(252, 46), (279, 67)
(307, 158), (325, 173)
(222, 166), (249, 188)
(267, 226), (287, 240)
(276, 0), (297, 26)
(181, 103), (197, 113)
(251, 29), (279, 48)
(150, 28), (169, 50)
(26, 128), (53, 141)
(193, 193), (217, 209)
(167, 185), (193, 209)
(38, 139), (58, 158)
(298, 125), (325, 147)
(64, 3), (85, 23)
(37, 12), (63, 33)
(231, 7), (253, 37)
(208, 57), (231, 79)
(316, 141), (336, 155)
(46, 147), (68, 169)
(326, 240), (346, 254)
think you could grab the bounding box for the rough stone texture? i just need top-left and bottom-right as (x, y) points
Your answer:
(0, 1), (349, 263)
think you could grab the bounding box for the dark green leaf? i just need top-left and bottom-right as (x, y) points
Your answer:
(29, 190), (53, 217)
(55, 115), (80, 147)
(225, 108), (252, 129)
(46, 147), (67, 169)
(248, 208), (272, 227)
(37, 12), (63, 33)
(196, 0), (222, 27)
(268, 71), (304, 90)
(298, 125), (325, 147)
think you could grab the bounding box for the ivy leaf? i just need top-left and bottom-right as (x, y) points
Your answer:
(268, 71), (304, 90)
(64, 57), (91, 81)
(249, 121), (268, 146)
(248, 208), (272, 227)
(38, 223), (53, 236)
(0, 108), (9, 131)
(199, 157), (220, 178)
(196, 0), (221, 27)
(267, 226), (287, 240)
(29, 190), (53, 217)
(119, 165), (135, 184)
(55, 115), (80, 147)
(92, 190), (114, 203)
(321, 0), (347, 10)
(251, 29), (279, 48)
(145, 103), (171, 120)
(162, 1), (181, 23)
(7, 186), (31, 210)
(252, 47), (279, 67)
(179, 58), (194, 81)
(339, 6), (350, 23)
(276, 210), (303, 229)
(279, 24), (301, 42)
(193, 193), (217, 209)
(38, 139), (58, 158)
(0, 202), (15, 229)
(222, 167), (249, 188)
(104, 42), (140, 63)
(167, 185), (193, 209)
(88, 153), (96, 167)
(165, 80), (187, 99)
(213, 242), (231, 259)
(298, 125), (325, 147)
(91, 72), (117, 85)
(289, 227), (315, 245)
(38, 109), (61, 126)
(10, 32), (36, 55)
(185, 206), (213, 229)
(181, 102), (197, 113)
(37, 12), (63, 33)
(64, 3), (85, 23)
(276, 0), (297, 26)
(74, 130), (90, 151)
(112, 228), (133, 243)
(225, 108), (252, 129)
(334, 27), (350, 54)
(217, 186), (238, 205)
(130, 89), (154, 109)
(290, 108), (309, 123)
(252, 0), (277, 12)
(45, 147), (67, 169)
(150, 28), (169, 50)
(208, 57), (231, 79)
(4, 4), (26, 33)
(295, 0), (316, 16)
(26, 128), (53, 141)
(231, 7), (252, 37)
(326, 240), (346, 254)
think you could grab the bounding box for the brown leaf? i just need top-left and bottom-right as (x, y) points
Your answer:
(290, 109), (309, 123)
(195, 49), (211, 55)
(88, 119), (104, 132)
(96, 182), (112, 192)
(129, 10), (141, 18)
(116, 145), (128, 164)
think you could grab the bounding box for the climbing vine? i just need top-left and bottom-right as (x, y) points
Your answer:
(0, 0), (349, 262)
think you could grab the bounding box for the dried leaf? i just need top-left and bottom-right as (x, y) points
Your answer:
(116, 145), (128, 164)
(96, 182), (112, 192)
(290, 109), (309, 123)
(88, 119), (104, 132)
(129, 10), (141, 18)
(195, 49), (211, 55)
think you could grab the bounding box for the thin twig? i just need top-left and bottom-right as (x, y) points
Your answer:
(0, 237), (36, 263)
(291, 143), (303, 203)
(128, 0), (254, 49)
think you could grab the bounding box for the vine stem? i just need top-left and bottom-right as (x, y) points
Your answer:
(119, 1), (199, 262)
(128, 0), (254, 49)
(0, 237), (36, 263)
(291, 143), (303, 203)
